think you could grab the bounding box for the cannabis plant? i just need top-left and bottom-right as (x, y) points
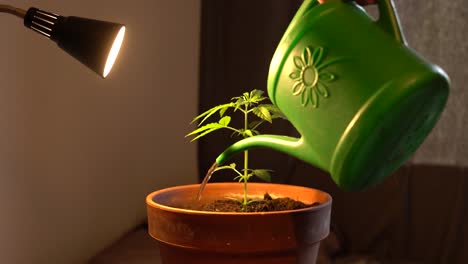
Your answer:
(186, 89), (285, 209)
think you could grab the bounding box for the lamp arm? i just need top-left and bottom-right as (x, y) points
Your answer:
(0, 4), (26, 18)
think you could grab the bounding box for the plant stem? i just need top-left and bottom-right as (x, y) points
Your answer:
(243, 104), (249, 209)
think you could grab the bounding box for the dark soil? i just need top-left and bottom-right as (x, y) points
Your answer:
(196, 193), (320, 212)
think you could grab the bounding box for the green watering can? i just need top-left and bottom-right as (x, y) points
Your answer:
(215, 0), (450, 191)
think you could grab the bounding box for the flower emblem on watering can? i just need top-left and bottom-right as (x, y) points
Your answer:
(289, 46), (338, 108)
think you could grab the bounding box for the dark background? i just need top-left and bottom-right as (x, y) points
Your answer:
(198, 0), (303, 183)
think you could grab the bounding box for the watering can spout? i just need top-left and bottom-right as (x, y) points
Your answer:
(215, 135), (326, 171)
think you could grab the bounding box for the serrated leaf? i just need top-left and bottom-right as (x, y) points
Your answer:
(252, 106), (272, 123)
(259, 104), (287, 120)
(218, 116), (231, 126)
(192, 103), (235, 126)
(249, 89), (267, 104)
(252, 169), (273, 182)
(233, 97), (248, 111)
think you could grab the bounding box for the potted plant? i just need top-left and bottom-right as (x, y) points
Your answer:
(146, 90), (332, 264)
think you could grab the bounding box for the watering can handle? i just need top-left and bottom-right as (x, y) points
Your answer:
(319, 0), (406, 44)
(374, 0), (406, 44)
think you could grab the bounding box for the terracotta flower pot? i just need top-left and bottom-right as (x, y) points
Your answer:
(146, 183), (332, 264)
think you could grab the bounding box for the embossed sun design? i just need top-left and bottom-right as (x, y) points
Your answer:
(289, 46), (338, 108)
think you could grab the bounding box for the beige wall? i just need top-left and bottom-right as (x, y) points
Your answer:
(0, 0), (199, 263)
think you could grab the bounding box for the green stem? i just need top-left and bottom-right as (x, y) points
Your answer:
(243, 104), (249, 209)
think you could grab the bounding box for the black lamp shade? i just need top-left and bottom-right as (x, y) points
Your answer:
(24, 8), (125, 78)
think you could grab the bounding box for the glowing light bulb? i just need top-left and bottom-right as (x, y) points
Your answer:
(103, 26), (125, 78)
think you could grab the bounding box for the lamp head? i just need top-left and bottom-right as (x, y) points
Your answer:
(24, 8), (125, 78)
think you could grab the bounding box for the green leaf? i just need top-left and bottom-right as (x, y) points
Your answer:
(219, 105), (229, 117)
(218, 116), (231, 126)
(186, 122), (225, 141)
(252, 169), (273, 182)
(192, 103), (234, 126)
(234, 129), (259, 138)
(190, 127), (221, 142)
(252, 106), (272, 123)
(186, 122), (222, 137)
(243, 129), (254, 137)
(233, 97), (248, 112)
(260, 104), (287, 120)
(249, 89), (268, 104)
(189, 127), (223, 141)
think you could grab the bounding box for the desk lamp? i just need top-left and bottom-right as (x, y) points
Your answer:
(0, 4), (125, 78)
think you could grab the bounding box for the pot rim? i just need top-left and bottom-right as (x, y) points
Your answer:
(146, 182), (332, 216)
